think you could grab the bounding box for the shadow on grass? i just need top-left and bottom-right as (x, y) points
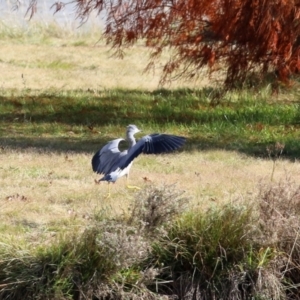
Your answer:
(187, 137), (300, 160)
(1, 135), (300, 162)
(0, 136), (107, 154)
(1, 87), (300, 159)
(0, 87), (243, 127)
(1, 87), (300, 126)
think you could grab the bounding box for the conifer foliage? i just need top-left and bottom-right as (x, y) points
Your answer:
(62, 0), (300, 85)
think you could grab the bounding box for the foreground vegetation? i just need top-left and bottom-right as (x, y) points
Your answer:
(1, 21), (300, 299)
(2, 181), (300, 299)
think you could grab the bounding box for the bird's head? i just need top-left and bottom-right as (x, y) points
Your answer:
(127, 124), (142, 135)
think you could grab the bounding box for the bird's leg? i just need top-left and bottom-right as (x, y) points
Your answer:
(125, 174), (141, 190)
(104, 183), (111, 199)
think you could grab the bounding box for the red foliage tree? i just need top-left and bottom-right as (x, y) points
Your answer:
(52, 0), (300, 86)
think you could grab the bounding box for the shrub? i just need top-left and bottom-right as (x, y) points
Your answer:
(257, 177), (300, 298)
(147, 202), (258, 299)
(129, 183), (189, 233)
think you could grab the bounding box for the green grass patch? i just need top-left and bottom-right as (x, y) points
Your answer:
(6, 59), (75, 70)
(1, 86), (300, 158)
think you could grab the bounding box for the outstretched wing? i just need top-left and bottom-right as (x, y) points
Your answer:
(91, 138), (125, 175)
(117, 134), (186, 171)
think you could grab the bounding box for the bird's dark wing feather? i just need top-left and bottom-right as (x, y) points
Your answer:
(117, 134), (186, 171)
(91, 138), (125, 175)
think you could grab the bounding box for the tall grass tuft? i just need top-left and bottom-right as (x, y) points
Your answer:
(257, 177), (300, 298)
(0, 228), (117, 299)
(148, 203), (257, 299)
(128, 183), (189, 233)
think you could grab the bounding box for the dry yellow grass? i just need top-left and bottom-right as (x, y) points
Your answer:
(1, 146), (300, 243)
(0, 42), (210, 91)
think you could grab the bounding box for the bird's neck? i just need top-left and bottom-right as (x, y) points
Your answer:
(126, 133), (136, 149)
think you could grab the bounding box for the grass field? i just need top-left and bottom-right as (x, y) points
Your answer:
(1, 21), (300, 299)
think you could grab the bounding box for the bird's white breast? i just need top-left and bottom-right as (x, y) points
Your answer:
(117, 162), (133, 178)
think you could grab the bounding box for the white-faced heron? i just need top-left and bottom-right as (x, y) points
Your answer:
(92, 124), (186, 195)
